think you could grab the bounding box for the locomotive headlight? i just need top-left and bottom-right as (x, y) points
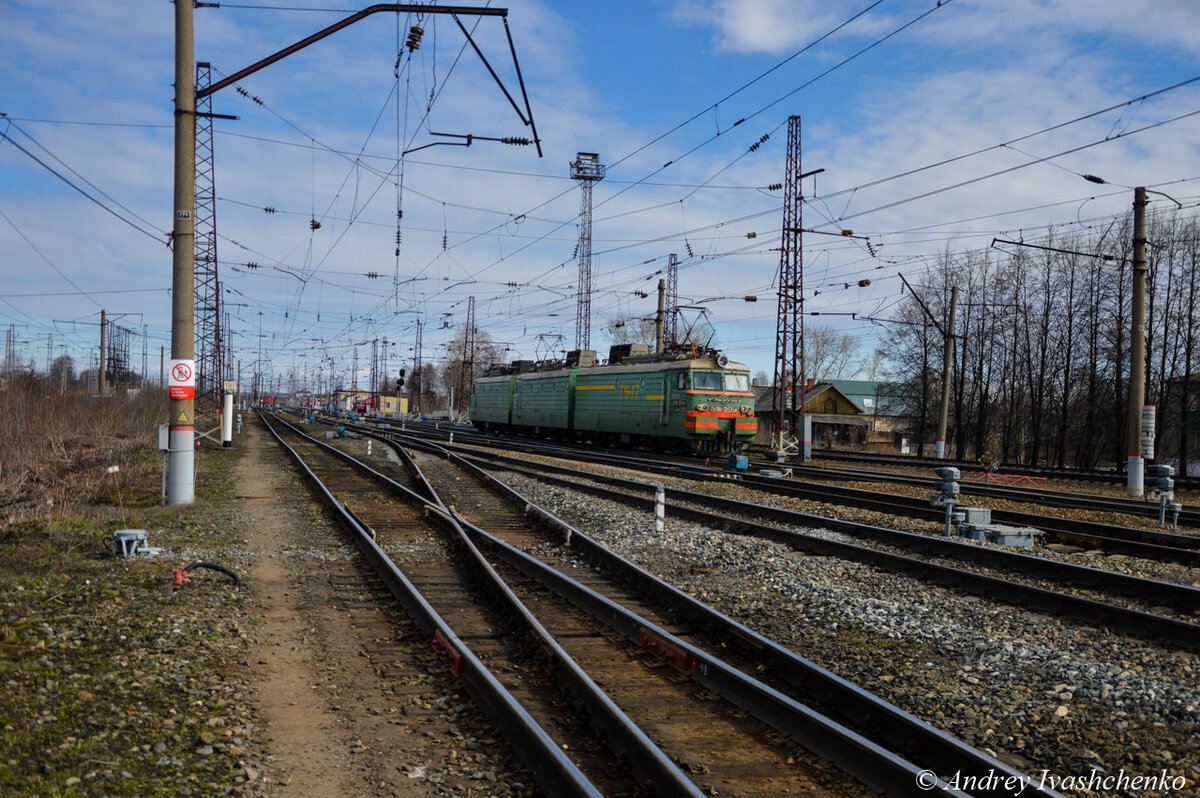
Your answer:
(740, 404), (750, 414)
(696, 403), (709, 412)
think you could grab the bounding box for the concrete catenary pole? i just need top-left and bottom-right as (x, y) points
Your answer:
(1127, 187), (1148, 498)
(935, 285), (958, 459)
(168, 0), (196, 504)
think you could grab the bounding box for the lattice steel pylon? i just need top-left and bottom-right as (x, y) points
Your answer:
(194, 62), (223, 408)
(772, 115), (804, 452)
(412, 320), (422, 416)
(570, 153), (605, 351)
(370, 338), (379, 413)
(666, 253), (679, 347)
(457, 296), (476, 415)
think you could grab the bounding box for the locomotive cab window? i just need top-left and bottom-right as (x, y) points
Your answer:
(676, 372), (687, 389)
(692, 371), (722, 390)
(723, 372), (750, 393)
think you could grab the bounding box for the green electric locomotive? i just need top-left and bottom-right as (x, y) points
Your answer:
(470, 345), (756, 453)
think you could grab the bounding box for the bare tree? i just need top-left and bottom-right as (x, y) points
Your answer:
(439, 326), (500, 413)
(804, 325), (861, 382)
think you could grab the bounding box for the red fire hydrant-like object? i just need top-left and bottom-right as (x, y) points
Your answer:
(171, 562), (241, 590)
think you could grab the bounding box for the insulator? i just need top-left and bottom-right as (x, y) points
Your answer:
(310, 219), (321, 230)
(395, 230), (402, 245)
(263, 206), (276, 214)
(442, 234), (448, 250)
(394, 247), (400, 256)
(406, 24), (424, 51)
(748, 133), (770, 152)
(501, 137), (531, 145)
(685, 241), (694, 258)
(236, 87), (248, 97)
(767, 183), (783, 191)
(246, 262), (259, 269)
(744, 295), (757, 302)
(841, 229), (854, 237)
(252, 95), (263, 106)
(858, 279), (871, 287)
(397, 209), (404, 219)
(745, 231), (757, 239)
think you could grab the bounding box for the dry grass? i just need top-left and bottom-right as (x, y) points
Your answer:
(0, 376), (165, 537)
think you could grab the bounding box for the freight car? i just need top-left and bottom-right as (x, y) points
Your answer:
(470, 345), (756, 453)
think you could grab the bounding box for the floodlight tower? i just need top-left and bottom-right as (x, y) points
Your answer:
(571, 152), (605, 351)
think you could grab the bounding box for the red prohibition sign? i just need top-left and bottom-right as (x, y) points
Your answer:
(172, 363), (193, 383)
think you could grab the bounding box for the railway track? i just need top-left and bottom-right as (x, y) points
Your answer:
(769, 462), (1200, 530)
(346, 418), (1198, 540)
(368, 432), (1200, 651)
(264, 413), (1065, 797)
(345, 419), (1200, 565)
(805, 447), (1200, 494)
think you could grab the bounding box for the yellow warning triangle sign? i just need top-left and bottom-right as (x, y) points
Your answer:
(177, 412), (189, 423)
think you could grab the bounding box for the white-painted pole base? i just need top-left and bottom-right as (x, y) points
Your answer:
(1127, 455), (1144, 499)
(935, 440), (945, 459)
(168, 428), (194, 505)
(222, 393), (234, 446)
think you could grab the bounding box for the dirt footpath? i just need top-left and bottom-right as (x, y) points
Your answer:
(237, 419), (532, 797)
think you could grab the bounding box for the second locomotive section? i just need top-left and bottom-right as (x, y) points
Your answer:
(471, 346), (756, 453)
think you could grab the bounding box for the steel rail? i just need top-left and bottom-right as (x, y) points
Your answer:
(285, 414), (954, 794)
(402, 445), (969, 796)
(262, 414), (706, 796)
(464, 448), (1200, 613)
(772, 461), (1200, 528)
(433, 444), (1200, 650)
(807, 447), (1200, 492)
(340, 418), (1200, 559)
(297, 417), (989, 795)
(401, 435), (1067, 798)
(258, 412), (605, 797)
(422, 428), (1200, 563)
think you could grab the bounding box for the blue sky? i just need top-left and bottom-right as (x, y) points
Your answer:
(3, 0), (1200, 387)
